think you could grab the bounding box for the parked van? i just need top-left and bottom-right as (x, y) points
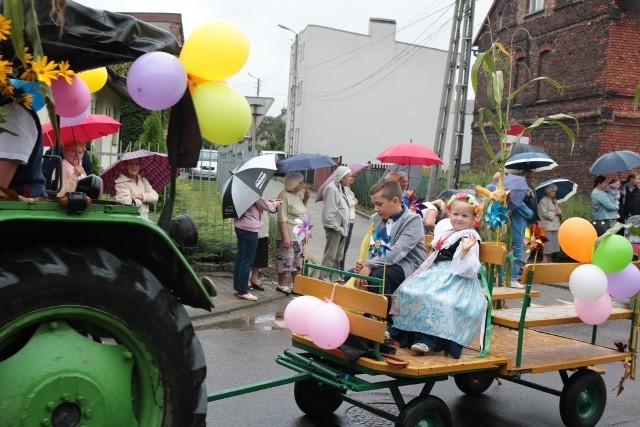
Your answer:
(261, 150), (287, 176)
(191, 149), (218, 179)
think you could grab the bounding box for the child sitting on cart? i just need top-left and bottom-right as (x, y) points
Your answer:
(354, 179), (426, 314)
(388, 192), (485, 359)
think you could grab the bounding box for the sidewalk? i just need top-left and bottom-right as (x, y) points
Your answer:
(185, 178), (373, 320)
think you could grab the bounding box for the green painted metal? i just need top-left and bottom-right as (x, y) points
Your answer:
(0, 200), (212, 310)
(516, 268), (535, 368)
(0, 307), (164, 426)
(499, 374), (562, 397)
(207, 372), (311, 402)
(576, 384), (600, 420)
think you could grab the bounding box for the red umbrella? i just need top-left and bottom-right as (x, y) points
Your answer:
(376, 142), (444, 166)
(315, 162), (371, 203)
(41, 114), (121, 147)
(100, 150), (178, 196)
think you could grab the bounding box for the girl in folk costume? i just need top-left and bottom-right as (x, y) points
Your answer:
(388, 192), (485, 359)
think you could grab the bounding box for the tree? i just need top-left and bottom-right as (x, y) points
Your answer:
(257, 116), (285, 151)
(135, 111), (166, 153)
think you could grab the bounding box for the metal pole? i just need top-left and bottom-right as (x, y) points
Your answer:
(279, 24), (298, 156)
(248, 72), (261, 97)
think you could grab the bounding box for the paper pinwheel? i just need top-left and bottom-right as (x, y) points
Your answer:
(485, 201), (509, 229)
(525, 224), (548, 253)
(403, 192), (425, 209)
(370, 226), (391, 257)
(293, 215), (313, 242)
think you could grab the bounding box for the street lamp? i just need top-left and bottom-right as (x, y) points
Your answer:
(278, 24), (298, 156)
(247, 72), (261, 97)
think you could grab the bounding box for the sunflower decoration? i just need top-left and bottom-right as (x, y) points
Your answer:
(524, 224), (548, 263)
(370, 226), (391, 257)
(0, 11), (74, 120)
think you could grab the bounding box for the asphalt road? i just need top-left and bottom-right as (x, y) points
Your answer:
(195, 285), (639, 427)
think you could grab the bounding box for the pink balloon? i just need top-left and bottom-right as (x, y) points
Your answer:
(127, 52), (187, 110)
(51, 76), (91, 118)
(307, 302), (350, 350)
(574, 293), (612, 325)
(606, 264), (640, 298)
(283, 296), (324, 335)
(60, 110), (89, 126)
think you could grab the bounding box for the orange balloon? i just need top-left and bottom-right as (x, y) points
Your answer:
(558, 217), (597, 263)
(188, 74), (207, 94)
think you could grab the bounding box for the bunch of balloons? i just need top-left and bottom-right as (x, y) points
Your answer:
(283, 295), (350, 350)
(124, 19), (252, 145)
(559, 217), (640, 325)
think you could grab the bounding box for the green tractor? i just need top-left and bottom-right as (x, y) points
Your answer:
(1, 2), (211, 425)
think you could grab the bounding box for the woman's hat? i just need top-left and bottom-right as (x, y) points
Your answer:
(334, 166), (351, 182)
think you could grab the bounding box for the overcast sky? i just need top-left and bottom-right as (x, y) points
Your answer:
(75, 0), (493, 116)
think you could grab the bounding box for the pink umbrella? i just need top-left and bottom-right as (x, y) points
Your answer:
(376, 142), (443, 166)
(41, 114), (121, 147)
(315, 162), (371, 203)
(100, 149), (179, 196)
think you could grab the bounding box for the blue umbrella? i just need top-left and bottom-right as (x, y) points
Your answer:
(494, 143), (548, 163)
(535, 178), (577, 204)
(504, 174), (529, 207)
(504, 152), (558, 173)
(589, 150), (640, 175)
(276, 153), (337, 172)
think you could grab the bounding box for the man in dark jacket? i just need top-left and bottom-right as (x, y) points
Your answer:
(621, 173), (640, 219)
(522, 170), (539, 225)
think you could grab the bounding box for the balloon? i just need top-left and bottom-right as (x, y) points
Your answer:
(307, 302), (350, 350)
(60, 109), (89, 126)
(574, 293), (612, 325)
(127, 52), (188, 110)
(51, 76), (91, 118)
(180, 19), (249, 81)
(192, 82), (251, 145)
(558, 217), (597, 263)
(9, 79), (44, 111)
(606, 264), (640, 298)
(568, 264), (608, 302)
(592, 234), (633, 272)
(283, 295), (324, 335)
(76, 67), (108, 93)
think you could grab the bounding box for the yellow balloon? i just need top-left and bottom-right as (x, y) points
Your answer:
(192, 82), (251, 145)
(180, 20), (249, 81)
(76, 67), (108, 93)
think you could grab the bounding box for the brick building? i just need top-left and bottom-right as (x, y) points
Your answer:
(472, 0), (640, 193)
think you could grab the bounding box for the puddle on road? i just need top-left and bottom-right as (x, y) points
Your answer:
(194, 312), (287, 331)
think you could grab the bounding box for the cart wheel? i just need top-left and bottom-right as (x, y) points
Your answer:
(294, 379), (344, 416)
(453, 372), (495, 395)
(0, 246), (207, 427)
(559, 369), (606, 427)
(395, 395), (452, 427)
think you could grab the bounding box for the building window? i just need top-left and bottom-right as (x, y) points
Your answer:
(498, 12), (503, 29)
(297, 80), (302, 106)
(529, 0), (544, 13)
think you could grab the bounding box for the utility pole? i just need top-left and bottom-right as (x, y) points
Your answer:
(248, 72), (261, 97)
(427, 0), (475, 198)
(279, 24), (298, 156)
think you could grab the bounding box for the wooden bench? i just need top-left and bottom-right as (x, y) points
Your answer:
(492, 263), (634, 328)
(290, 242), (512, 375)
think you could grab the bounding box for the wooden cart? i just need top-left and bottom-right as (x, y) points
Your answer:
(208, 243), (635, 427)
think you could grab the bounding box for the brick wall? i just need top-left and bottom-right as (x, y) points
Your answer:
(472, 0), (640, 193)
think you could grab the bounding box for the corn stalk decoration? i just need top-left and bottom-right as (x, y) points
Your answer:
(470, 36), (579, 285)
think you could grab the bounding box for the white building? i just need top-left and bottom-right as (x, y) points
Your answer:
(284, 18), (472, 168)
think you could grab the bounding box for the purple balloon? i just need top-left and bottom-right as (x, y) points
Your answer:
(127, 52), (187, 110)
(606, 263), (640, 298)
(60, 110), (89, 126)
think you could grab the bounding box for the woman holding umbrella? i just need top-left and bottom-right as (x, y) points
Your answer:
(115, 158), (159, 220)
(590, 175), (619, 236)
(537, 184), (562, 263)
(56, 141), (88, 197)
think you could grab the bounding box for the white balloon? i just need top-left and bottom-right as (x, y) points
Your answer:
(569, 264), (608, 302)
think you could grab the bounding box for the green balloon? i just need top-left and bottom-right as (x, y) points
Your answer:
(192, 82), (251, 145)
(592, 235), (633, 272)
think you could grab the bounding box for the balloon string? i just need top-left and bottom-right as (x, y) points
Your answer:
(330, 282), (337, 303)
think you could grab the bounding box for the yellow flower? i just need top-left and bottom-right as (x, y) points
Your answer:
(2, 85), (14, 97)
(0, 14), (11, 41)
(20, 92), (34, 110)
(20, 68), (37, 81)
(0, 58), (12, 85)
(23, 47), (33, 64)
(57, 61), (75, 84)
(30, 56), (58, 86)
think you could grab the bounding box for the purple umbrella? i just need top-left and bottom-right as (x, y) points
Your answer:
(504, 174), (529, 207)
(315, 163), (370, 203)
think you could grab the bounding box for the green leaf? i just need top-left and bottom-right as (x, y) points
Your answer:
(4, 0), (25, 66)
(634, 85), (640, 111)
